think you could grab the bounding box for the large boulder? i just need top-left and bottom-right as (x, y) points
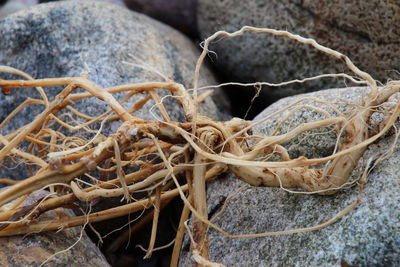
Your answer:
(197, 0), (400, 111)
(0, 0), (227, 179)
(180, 87), (400, 266)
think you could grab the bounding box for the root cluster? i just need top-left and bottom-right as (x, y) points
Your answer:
(0, 27), (399, 266)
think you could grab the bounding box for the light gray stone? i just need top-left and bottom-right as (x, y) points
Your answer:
(0, 2), (29, 19)
(180, 87), (400, 266)
(0, 190), (110, 267)
(197, 0), (400, 103)
(0, 0), (228, 180)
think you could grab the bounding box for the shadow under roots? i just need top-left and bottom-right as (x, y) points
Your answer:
(207, 61), (280, 119)
(81, 197), (183, 267)
(222, 84), (273, 119)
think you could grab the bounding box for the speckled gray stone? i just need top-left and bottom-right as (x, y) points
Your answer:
(0, 0), (228, 180)
(0, 190), (110, 267)
(180, 87), (400, 266)
(197, 0), (400, 102)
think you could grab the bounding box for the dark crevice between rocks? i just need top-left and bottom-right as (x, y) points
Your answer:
(200, 57), (272, 119)
(123, 0), (199, 39)
(208, 196), (227, 219)
(78, 197), (183, 267)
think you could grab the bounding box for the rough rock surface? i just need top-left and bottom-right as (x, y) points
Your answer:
(197, 0), (400, 105)
(0, 190), (110, 267)
(180, 87), (400, 266)
(0, 0), (227, 180)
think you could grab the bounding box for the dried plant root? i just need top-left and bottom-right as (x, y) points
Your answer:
(0, 26), (399, 267)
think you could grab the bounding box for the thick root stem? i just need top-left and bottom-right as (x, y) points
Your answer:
(0, 26), (399, 266)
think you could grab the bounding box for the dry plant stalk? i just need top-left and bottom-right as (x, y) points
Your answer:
(0, 26), (399, 266)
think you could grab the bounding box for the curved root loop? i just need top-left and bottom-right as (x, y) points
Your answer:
(0, 27), (398, 266)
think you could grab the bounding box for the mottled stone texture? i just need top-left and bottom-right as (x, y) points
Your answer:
(180, 87), (400, 266)
(197, 0), (400, 103)
(0, 0), (227, 180)
(0, 190), (110, 267)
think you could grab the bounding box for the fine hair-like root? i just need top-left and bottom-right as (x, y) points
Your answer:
(0, 27), (399, 266)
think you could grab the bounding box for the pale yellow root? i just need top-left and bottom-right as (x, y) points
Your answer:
(0, 26), (399, 267)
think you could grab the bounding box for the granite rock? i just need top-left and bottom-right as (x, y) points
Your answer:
(0, 190), (110, 267)
(180, 87), (400, 266)
(0, 0), (227, 180)
(197, 0), (400, 109)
